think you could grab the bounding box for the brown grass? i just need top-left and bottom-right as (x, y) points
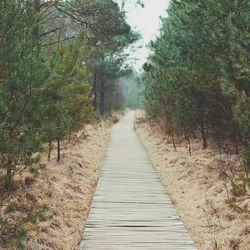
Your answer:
(1, 118), (114, 250)
(135, 111), (250, 250)
(26, 121), (112, 250)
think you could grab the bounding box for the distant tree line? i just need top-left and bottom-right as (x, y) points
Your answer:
(143, 0), (250, 181)
(118, 73), (144, 110)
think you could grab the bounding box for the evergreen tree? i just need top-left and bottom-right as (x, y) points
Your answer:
(0, 0), (137, 247)
(0, 0), (49, 189)
(143, 0), (250, 162)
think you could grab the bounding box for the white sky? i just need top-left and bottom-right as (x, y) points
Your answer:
(121, 0), (170, 71)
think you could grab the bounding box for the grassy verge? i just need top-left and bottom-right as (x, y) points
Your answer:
(1, 116), (117, 250)
(135, 111), (250, 250)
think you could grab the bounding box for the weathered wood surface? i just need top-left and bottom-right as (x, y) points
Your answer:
(80, 111), (196, 249)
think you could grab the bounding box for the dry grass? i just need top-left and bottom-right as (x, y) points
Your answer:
(1, 118), (114, 250)
(135, 111), (250, 250)
(26, 121), (112, 250)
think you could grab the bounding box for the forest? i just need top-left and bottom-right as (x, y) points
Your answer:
(0, 0), (141, 189)
(143, 0), (250, 190)
(0, 0), (142, 248)
(0, 0), (249, 249)
(140, 0), (249, 248)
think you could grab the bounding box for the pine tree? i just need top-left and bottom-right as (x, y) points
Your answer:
(143, 0), (249, 154)
(0, 0), (49, 189)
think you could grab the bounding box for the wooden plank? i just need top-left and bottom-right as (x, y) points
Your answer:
(80, 111), (196, 250)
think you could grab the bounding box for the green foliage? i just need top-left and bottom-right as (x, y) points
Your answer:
(0, 0), (49, 190)
(0, 0), (136, 247)
(78, 0), (140, 114)
(143, 0), (250, 148)
(0, 203), (50, 249)
(43, 41), (94, 144)
(143, 0), (250, 197)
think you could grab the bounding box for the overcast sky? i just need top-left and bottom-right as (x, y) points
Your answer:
(122, 0), (170, 71)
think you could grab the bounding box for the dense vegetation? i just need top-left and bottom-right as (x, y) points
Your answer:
(0, 0), (138, 247)
(143, 0), (250, 196)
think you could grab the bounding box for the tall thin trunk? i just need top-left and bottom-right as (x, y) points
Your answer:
(235, 140), (239, 155)
(99, 81), (105, 115)
(48, 141), (52, 162)
(200, 122), (207, 149)
(93, 71), (98, 111)
(243, 142), (250, 182)
(68, 133), (72, 143)
(33, 0), (40, 39)
(185, 132), (192, 156)
(57, 138), (61, 163)
(4, 158), (12, 191)
(171, 132), (176, 151)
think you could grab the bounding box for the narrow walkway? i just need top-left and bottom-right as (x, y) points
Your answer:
(80, 111), (196, 249)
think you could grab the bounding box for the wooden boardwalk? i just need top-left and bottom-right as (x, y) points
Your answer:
(80, 111), (196, 249)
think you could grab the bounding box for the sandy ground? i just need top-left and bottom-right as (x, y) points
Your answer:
(135, 111), (250, 250)
(0, 117), (115, 250)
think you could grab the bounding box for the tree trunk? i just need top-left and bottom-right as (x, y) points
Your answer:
(68, 133), (72, 143)
(242, 142), (250, 182)
(235, 140), (239, 155)
(48, 141), (52, 162)
(57, 138), (61, 163)
(33, 0), (41, 39)
(99, 81), (105, 115)
(4, 159), (13, 191)
(171, 132), (176, 151)
(185, 132), (192, 156)
(200, 122), (207, 149)
(93, 71), (98, 111)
